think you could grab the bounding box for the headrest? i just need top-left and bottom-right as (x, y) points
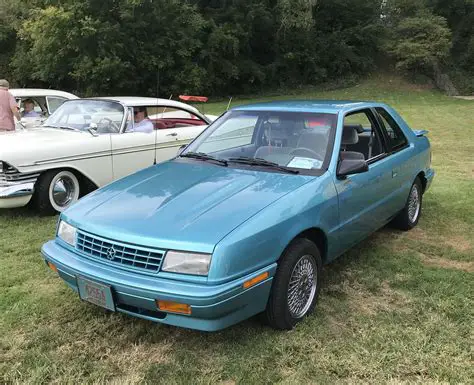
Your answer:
(342, 126), (359, 145)
(344, 124), (364, 134)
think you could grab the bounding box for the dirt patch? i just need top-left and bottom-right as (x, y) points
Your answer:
(453, 96), (474, 100)
(444, 236), (472, 253)
(418, 253), (474, 273)
(330, 280), (412, 316)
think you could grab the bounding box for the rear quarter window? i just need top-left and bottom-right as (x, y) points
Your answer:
(376, 107), (408, 151)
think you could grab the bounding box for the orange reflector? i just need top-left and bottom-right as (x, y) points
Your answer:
(156, 300), (191, 315)
(47, 262), (58, 273)
(243, 272), (269, 289)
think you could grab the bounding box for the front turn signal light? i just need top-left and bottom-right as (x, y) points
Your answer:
(156, 300), (191, 315)
(47, 261), (58, 273)
(243, 272), (269, 289)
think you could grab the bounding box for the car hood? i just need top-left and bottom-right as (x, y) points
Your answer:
(0, 127), (103, 169)
(64, 160), (314, 252)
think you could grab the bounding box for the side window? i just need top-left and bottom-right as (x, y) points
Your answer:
(147, 106), (206, 129)
(20, 97), (47, 118)
(47, 96), (67, 114)
(376, 107), (408, 150)
(342, 110), (384, 160)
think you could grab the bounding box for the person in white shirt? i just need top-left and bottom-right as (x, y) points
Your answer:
(132, 106), (154, 133)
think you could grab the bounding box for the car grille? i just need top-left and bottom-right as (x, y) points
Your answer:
(76, 231), (165, 274)
(0, 163), (39, 187)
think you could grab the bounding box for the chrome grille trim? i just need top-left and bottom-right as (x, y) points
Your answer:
(0, 164), (39, 187)
(76, 231), (165, 274)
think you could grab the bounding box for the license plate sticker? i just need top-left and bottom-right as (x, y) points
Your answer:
(77, 277), (115, 311)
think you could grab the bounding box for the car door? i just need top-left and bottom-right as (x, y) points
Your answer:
(149, 106), (209, 162)
(111, 107), (158, 180)
(332, 108), (393, 255)
(374, 106), (413, 214)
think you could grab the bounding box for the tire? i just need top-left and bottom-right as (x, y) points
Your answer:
(264, 238), (322, 330)
(392, 177), (423, 231)
(32, 170), (80, 215)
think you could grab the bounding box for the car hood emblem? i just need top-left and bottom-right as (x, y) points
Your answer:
(106, 247), (116, 260)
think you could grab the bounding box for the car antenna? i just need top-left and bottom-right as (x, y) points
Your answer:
(154, 74), (160, 165)
(226, 96), (233, 111)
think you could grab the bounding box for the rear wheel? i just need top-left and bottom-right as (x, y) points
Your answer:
(32, 170), (80, 215)
(264, 238), (322, 330)
(392, 177), (423, 231)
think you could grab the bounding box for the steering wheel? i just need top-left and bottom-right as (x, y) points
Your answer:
(289, 147), (323, 160)
(97, 117), (120, 133)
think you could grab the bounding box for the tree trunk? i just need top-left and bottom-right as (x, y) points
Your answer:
(432, 62), (459, 96)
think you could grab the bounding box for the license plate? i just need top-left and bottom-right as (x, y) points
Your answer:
(77, 277), (115, 311)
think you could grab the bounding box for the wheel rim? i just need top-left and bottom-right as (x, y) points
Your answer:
(287, 255), (317, 318)
(52, 175), (77, 208)
(408, 184), (420, 223)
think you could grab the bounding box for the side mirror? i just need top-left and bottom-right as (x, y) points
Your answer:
(337, 157), (368, 178)
(177, 144), (187, 156)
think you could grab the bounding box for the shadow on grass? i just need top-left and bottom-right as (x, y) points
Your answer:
(0, 205), (58, 220)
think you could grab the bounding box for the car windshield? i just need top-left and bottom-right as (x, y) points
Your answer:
(43, 100), (125, 133)
(183, 110), (337, 172)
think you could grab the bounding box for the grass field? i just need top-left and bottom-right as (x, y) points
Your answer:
(1, 75), (473, 384)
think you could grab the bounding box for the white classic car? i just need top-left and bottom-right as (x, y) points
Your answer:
(0, 97), (215, 214)
(10, 88), (79, 128)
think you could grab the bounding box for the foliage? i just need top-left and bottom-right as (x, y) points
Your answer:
(386, 13), (452, 72)
(0, 0), (472, 95)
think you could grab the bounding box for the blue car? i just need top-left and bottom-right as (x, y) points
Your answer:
(41, 100), (434, 331)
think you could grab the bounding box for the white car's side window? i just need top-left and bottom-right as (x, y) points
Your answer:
(46, 96), (67, 114)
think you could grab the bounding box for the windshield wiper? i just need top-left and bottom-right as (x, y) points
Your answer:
(228, 156), (299, 174)
(180, 152), (228, 166)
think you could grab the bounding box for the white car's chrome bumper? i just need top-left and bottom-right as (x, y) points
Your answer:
(0, 182), (35, 208)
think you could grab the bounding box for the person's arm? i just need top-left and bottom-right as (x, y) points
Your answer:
(9, 93), (20, 121)
(11, 105), (21, 121)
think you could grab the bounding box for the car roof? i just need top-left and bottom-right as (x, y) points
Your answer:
(91, 96), (200, 113)
(9, 88), (78, 99)
(233, 100), (386, 114)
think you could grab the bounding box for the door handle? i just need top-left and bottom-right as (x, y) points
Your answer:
(166, 132), (177, 137)
(392, 170), (398, 178)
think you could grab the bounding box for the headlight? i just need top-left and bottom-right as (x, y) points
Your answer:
(57, 220), (77, 247)
(162, 250), (211, 276)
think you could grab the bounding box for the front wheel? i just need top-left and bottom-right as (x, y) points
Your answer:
(32, 170), (80, 215)
(392, 177), (423, 231)
(264, 238), (322, 330)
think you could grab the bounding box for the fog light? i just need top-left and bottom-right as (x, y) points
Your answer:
(47, 261), (58, 273)
(156, 300), (191, 315)
(243, 272), (269, 289)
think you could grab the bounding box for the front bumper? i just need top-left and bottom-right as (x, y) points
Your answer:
(0, 182), (35, 208)
(42, 240), (276, 331)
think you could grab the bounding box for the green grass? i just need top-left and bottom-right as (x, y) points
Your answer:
(1, 74), (473, 384)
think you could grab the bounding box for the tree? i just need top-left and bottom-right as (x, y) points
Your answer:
(12, 0), (206, 96)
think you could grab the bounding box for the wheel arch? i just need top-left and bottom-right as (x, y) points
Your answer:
(288, 227), (328, 264)
(35, 166), (99, 196)
(416, 171), (427, 193)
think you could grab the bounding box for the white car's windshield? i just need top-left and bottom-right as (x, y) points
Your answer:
(183, 110), (337, 172)
(44, 100), (125, 133)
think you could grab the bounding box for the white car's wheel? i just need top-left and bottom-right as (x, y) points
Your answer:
(33, 170), (80, 215)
